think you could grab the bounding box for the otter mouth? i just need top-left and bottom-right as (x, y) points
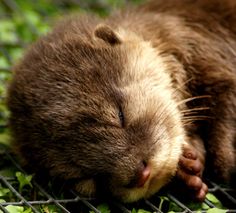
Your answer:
(110, 166), (172, 202)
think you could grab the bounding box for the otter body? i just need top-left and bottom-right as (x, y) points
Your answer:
(7, 0), (236, 202)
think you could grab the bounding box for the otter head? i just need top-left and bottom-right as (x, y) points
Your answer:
(8, 20), (186, 202)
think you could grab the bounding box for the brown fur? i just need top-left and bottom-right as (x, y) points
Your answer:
(7, 0), (236, 202)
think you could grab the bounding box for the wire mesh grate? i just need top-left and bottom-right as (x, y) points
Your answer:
(0, 0), (236, 212)
(0, 144), (236, 212)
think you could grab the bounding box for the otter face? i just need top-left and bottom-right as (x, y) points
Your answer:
(8, 22), (185, 202)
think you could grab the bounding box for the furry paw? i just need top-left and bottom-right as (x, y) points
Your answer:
(176, 146), (208, 201)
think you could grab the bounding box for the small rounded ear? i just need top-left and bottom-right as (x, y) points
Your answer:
(94, 24), (121, 45)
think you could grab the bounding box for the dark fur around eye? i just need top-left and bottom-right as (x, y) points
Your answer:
(118, 107), (125, 127)
(82, 116), (98, 125)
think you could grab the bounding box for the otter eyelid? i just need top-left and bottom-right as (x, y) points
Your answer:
(118, 107), (125, 127)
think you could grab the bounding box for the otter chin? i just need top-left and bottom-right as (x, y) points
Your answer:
(7, 0), (236, 203)
(109, 135), (185, 203)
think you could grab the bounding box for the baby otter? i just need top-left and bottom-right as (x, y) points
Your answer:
(7, 0), (236, 203)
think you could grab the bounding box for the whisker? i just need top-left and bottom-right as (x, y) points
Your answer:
(177, 95), (211, 107)
(183, 114), (212, 119)
(182, 115), (212, 122)
(172, 77), (193, 96)
(180, 107), (210, 114)
(149, 94), (212, 147)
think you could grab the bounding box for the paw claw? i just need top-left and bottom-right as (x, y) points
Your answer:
(183, 150), (197, 160)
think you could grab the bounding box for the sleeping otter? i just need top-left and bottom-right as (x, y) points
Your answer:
(7, 0), (236, 203)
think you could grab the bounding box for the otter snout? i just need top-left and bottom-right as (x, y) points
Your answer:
(126, 161), (151, 188)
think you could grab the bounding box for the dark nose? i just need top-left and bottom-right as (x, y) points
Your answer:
(127, 161), (151, 188)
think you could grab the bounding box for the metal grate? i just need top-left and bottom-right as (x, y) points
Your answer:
(0, 144), (236, 213)
(0, 0), (236, 212)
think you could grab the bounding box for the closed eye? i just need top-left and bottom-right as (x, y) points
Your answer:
(118, 107), (125, 127)
(82, 116), (98, 125)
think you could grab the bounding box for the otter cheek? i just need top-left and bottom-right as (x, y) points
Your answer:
(75, 179), (96, 197)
